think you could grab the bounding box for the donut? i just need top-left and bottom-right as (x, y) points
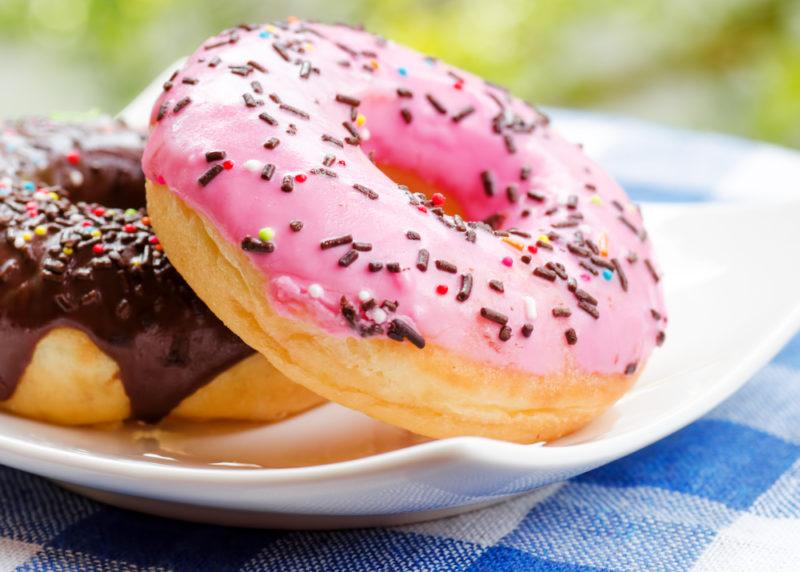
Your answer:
(0, 117), (322, 426)
(143, 21), (667, 443)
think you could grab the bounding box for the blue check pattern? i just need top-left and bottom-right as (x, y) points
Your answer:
(2, 111), (800, 571)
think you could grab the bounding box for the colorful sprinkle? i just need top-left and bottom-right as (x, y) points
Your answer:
(501, 256), (513, 267)
(436, 284), (449, 295)
(308, 284), (324, 298)
(602, 269), (613, 281)
(258, 227), (275, 242)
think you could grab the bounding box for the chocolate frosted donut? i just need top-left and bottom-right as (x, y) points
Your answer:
(0, 117), (322, 425)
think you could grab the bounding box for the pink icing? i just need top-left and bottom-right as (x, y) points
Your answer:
(142, 21), (666, 376)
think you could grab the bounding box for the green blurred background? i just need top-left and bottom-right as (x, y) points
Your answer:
(0, 0), (797, 147)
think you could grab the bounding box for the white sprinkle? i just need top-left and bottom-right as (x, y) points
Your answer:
(69, 169), (84, 187)
(308, 283), (324, 298)
(13, 236), (25, 249)
(358, 289), (371, 302)
(243, 159), (263, 173)
(579, 224), (592, 235)
(361, 128), (371, 141)
(523, 296), (537, 321)
(368, 307), (387, 324)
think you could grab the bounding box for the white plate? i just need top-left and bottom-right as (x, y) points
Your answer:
(1, 197), (799, 528)
(3, 68), (799, 527)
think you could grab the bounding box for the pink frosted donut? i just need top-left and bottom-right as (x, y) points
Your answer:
(143, 20), (666, 442)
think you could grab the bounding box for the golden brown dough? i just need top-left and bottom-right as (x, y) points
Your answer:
(1, 327), (323, 426)
(147, 182), (639, 443)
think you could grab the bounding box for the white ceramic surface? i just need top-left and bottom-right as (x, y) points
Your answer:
(1, 197), (799, 528)
(2, 66), (799, 527)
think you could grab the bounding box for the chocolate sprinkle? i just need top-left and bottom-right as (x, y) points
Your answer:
(289, 220), (303, 232)
(258, 112), (278, 126)
(241, 235), (275, 253)
(335, 94), (361, 107)
(387, 318), (425, 349)
(480, 170), (495, 197)
(280, 175), (294, 192)
(565, 328), (578, 345)
(452, 106), (475, 123)
(457, 273), (473, 302)
(263, 137), (280, 150)
(624, 362), (638, 375)
(499, 325), (512, 341)
(435, 259), (457, 274)
(644, 259), (660, 282)
(521, 323), (534, 337)
(386, 262), (401, 273)
(406, 230), (421, 240)
(320, 234), (353, 249)
(416, 249), (429, 271)
(489, 279), (504, 293)
(205, 150), (226, 162)
(261, 163), (276, 181)
(533, 266), (557, 282)
(552, 307), (572, 318)
(173, 97), (192, 113)
(198, 164), (224, 186)
(400, 108), (413, 124)
(611, 258), (628, 291)
(480, 307), (508, 325)
(353, 183), (378, 200)
(338, 249), (359, 267)
(425, 94), (447, 114)
(368, 262), (384, 272)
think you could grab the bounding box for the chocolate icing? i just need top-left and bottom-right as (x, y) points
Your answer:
(0, 117), (254, 422)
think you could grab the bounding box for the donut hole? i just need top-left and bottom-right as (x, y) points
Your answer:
(376, 162), (469, 219)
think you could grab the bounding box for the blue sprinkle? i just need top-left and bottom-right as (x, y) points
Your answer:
(5, 143), (15, 153)
(85, 226), (96, 233)
(259, 31), (271, 39)
(0, 188), (9, 198)
(22, 181), (35, 191)
(397, 67), (408, 77)
(602, 269), (613, 281)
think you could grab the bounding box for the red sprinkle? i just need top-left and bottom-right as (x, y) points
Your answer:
(148, 236), (160, 244)
(527, 244), (538, 254)
(436, 284), (449, 295)
(92, 244), (105, 254)
(338, 159), (346, 166)
(222, 160), (234, 170)
(417, 206), (428, 213)
(502, 256), (513, 267)
(123, 224), (137, 233)
(156, 175), (166, 185)
(66, 151), (81, 165)
(92, 207), (105, 217)
(453, 81), (464, 90)
(431, 192), (446, 206)
(81, 220), (93, 227)
(295, 173), (307, 183)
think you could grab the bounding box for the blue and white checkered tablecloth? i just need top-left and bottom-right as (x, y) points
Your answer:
(2, 111), (800, 571)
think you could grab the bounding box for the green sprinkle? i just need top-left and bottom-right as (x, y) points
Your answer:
(258, 227), (275, 242)
(125, 208), (138, 216)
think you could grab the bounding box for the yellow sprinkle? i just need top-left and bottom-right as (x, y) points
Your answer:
(355, 113), (366, 127)
(266, 25), (278, 33)
(90, 229), (101, 237)
(502, 237), (524, 251)
(22, 232), (32, 241)
(48, 192), (59, 201)
(304, 42), (315, 52)
(62, 247), (73, 256)
(590, 195), (602, 205)
(34, 225), (47, 236)
(537, 234), (550, 244)
(131, 259), (142, 267)
(369, 59), (379, 70)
